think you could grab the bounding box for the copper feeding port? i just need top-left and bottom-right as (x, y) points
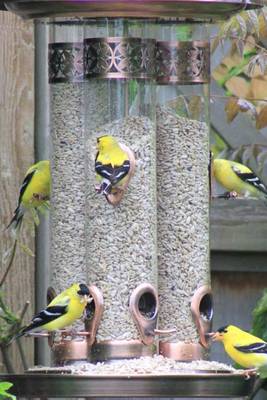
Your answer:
(84, 285), (104, 346)
(159, 286), (213, 361)
(105, 143), (136, 206)
(90, 284), (158, 362)
(191, 285), (213, 349)
(129, 283), (158, 345)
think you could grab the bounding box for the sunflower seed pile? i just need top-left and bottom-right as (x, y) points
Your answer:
(156, 106), (210, 342)
(85, 115), (157, 341)
(50, 83), (87, 292)
(30, 355), (235, 375)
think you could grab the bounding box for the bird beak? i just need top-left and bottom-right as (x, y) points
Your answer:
(84, 295), (93, 304)
(209, 332), (221, 342)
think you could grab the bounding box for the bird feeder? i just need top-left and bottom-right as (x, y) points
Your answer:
(0, 0), (264, 397)
(156, 21), (211, 360)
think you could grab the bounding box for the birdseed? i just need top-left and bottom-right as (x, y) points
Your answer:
(30, 355), (236, 375)
(85, 114), (157, 341)
(50, 82), (87, 292)
(156, 106), (210, 343)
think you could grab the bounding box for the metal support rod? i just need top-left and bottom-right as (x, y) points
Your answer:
(34, 19), (50, 367)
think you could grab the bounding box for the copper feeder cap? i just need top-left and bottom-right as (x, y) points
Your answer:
(3, 0), (264, 20)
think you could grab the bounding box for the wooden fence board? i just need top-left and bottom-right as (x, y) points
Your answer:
(0, 11), (34, 372)
(211, 198), (267, 252)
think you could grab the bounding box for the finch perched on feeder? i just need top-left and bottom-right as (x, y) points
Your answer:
(212, 158), (267, 199)
(211, 325), (267, 371)
(95, 135), (130, 197)
(17, 283), (91, 337)
(7, 160), (51, 235)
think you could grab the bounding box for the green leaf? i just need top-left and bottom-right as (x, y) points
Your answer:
(0, 382), (12, 391)
(0, 381), (16, 400)
(175, 24), (192, 41)
(17, 241), (35, 258)
(258, 363), (267, 379)
(29, 208), (40, 226)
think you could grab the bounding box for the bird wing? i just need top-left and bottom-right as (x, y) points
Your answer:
(21, 304), (69, 334)
(32, 305), (68, 325)
(235, 342), (267, 354)
(232, 166), (267, 195)
(95, 160), (130, 185)
(18, 170), (36, 205)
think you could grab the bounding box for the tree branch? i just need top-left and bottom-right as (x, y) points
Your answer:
(0, 240), (17, 288)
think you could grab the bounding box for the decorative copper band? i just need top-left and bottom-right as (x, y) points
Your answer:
(52, 339), (89, 366)
(159, 341), (207, 361)
(84, 37), (156, 80)
(156, 40), (210, 84)
(48, 42), (84, 83)
(90, 340), (155, 362)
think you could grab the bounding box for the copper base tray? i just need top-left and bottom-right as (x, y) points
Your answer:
(0, 371), (256, 398)
(2, 0), (264, 20)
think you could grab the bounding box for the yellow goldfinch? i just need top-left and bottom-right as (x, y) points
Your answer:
(212, 158), (267, 199)
(212, 325), (267, 369)
(7, 160), (51, 233)
(18, 283), (90, 336)
(95, 135), (130, 196)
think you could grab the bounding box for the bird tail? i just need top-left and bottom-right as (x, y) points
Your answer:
(100, 179), (112, 196)
(6, 206), (24, 235)
(8, 326), (29, 344)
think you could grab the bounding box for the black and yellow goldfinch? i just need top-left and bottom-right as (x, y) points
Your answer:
(212, 159), (267, 199)
(95, 136), (130, 197)
(7, 160), (50, 234)
(212, 324), (267, 369)
(17, 283), (90, 337)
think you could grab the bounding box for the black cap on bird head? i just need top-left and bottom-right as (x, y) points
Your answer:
(77, 284), (90, 296)
(97, 135), (108, 143)
(217, 325), (229, 333)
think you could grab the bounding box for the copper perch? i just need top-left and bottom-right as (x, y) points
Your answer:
(154, 328), (176, 336)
